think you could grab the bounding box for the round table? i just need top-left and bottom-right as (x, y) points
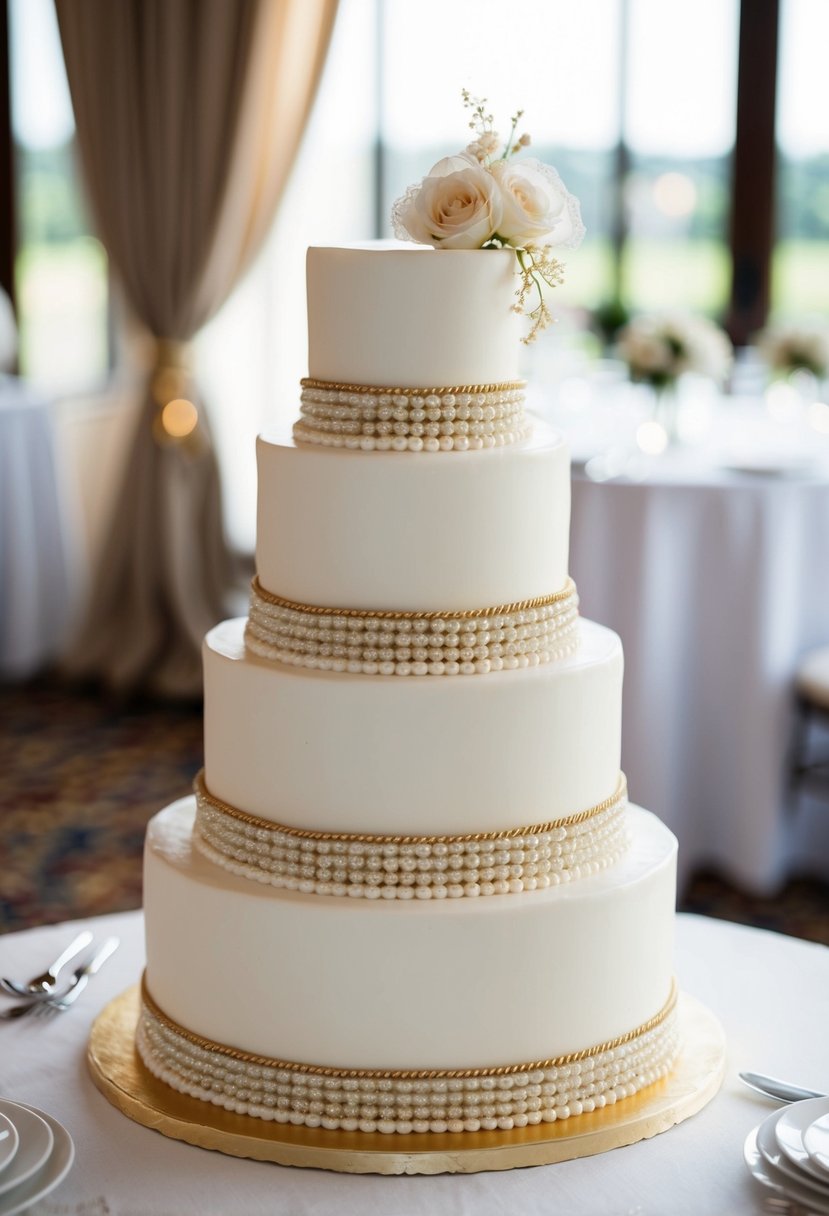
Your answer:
(546, 383), (829, 894)
(0, 377), (75, 679)
(0, 909), (826, 1214)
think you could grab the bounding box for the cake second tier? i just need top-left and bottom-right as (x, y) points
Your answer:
(256, 419), (570, 612)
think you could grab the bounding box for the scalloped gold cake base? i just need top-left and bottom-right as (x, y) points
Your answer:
(87, 986), (725, 1175)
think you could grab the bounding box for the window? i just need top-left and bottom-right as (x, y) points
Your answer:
(10, 0), (108, 390)
(621, 0), (739, 316)
(773, 0), (829, 317)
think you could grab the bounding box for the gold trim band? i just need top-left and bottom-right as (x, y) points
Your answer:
(250, 576), (576, 622)
(245, 578), (580, 677)
(192, 771), (629, 899)
(300, 377), (526, 396)
(140, 975), (677, 1078)
(194, 770), (627, 845)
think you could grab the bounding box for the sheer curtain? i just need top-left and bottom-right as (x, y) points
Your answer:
(54, 0), (338, 695)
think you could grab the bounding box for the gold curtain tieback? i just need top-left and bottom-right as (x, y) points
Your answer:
(151, 337), (200, 443)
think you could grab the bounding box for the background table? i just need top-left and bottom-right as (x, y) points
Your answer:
(2, 909), (827, 1214)
(544, 381), (829, 894)
(571, 459), (829, 894)
(0, 377), (76, 679)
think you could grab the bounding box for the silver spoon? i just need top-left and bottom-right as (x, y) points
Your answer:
(0, 930), (94, 998)
(739, 1072), (826, 1103)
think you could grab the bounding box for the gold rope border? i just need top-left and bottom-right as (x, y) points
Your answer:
(140, 976), (677, 1079)
(300, 377), (526, 397)
(250, 576), (577, 623)
(194, 770), (627, 846)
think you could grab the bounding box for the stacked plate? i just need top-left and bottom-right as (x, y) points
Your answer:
(745, 1097), (829, 1212)
(0, 1099), (74, 1216)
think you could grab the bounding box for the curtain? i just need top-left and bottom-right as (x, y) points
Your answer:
(55, 0), (338, 696)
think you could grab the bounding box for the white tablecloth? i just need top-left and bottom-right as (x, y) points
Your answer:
(1, 910), (827, 1215)
(569, 451), (829, 894)
(0, 379), (75, 679)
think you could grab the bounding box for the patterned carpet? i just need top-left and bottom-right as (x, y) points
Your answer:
(0, 677), (202, 933)
(1, 676), (828, 943)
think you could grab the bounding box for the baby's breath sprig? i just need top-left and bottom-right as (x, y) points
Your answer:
(514, 248), (566, 344)
(500, 109), (526, 160)
(461, 88), (494, 138)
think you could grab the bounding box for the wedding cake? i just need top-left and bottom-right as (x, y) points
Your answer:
(137, 108), (679, 1138)
(137, 241), (679, 1137)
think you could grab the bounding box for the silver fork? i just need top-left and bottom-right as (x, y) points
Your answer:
(31, 937), (120, 1018)
(0, 930), (94, 998)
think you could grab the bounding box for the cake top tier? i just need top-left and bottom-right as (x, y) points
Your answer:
(306, 242), (521, 388)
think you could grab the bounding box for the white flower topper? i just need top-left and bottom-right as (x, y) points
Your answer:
(392, 91), (585, 343)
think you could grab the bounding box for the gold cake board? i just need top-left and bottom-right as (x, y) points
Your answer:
(88, 986), (725, 1176)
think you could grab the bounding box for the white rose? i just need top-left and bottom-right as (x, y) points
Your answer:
(391, 154), (502, 250)
(490, 158), (584, 249)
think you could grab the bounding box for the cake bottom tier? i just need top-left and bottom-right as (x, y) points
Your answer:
(136, 978), (679, 1135)
(143, 799), (677, 1111)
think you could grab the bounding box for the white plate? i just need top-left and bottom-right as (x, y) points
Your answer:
(756, 1107), (829, 1196)
(719, 455), (822, 478)
(776, 1098), (829, 1184)
(0, 1116), (18, 1177)
(805, 1114), (829, 1178)
(0, 1104), (74, 1216)
(745, 1125), (829, 1215)
(0, 1104), (52, 1198)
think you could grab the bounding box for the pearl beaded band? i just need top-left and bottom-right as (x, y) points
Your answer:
(137, 979), (679, 1135)
(245, 577), (580, 676)
(192, 772), (629, 899)
(294, 377), (528, 451)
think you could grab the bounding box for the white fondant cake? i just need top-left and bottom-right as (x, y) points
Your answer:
(139, 243), (679, 1138)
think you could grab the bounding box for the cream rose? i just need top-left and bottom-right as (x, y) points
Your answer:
(491, 158), (584, 249)
(392, 154), (502, 250)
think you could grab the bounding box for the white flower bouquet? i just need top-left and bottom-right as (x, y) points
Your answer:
(616, 312), (732, 390)
(758, 323), (829, 381)
(392, 92), (584, 342)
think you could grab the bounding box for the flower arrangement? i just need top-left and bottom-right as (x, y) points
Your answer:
(616, 312), (732, 390)
(392, 91), (584, 342)
(757, 323), (829, 381)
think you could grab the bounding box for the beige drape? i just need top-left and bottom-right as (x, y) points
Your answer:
(55, 0), (338, 696)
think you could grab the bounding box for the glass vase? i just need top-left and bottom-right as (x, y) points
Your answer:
(650, 381), (680, 445)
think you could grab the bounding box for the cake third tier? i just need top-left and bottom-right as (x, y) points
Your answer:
(203, 616), (622, 839)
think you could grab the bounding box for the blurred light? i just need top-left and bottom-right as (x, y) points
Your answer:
(584, 449), (628, 482)
(808, 400), (829, 434)
(161, 398), (198, 438)
(653, 172), (697, 218)
(765, 381), (801, 421)
(636, 420), (668, 454)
